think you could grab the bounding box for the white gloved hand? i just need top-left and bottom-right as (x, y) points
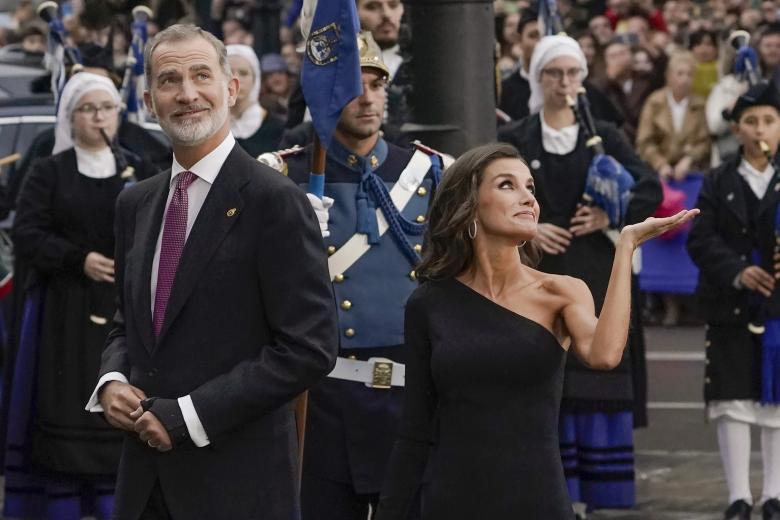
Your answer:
(307, 193), (334, 238)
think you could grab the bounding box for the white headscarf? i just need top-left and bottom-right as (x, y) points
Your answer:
(53, 72), (121, 155)
(226, 44), (264, 139)
(528, 35), (588, 115)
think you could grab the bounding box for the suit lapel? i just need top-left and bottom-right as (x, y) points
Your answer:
(156, 147), (249, 344)
(132, 174), (171, 354)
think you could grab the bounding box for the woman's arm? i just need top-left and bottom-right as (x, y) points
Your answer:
(12, 157), (88, 276)
(562, 210), (698, 369)
(376, 289), (437, 520)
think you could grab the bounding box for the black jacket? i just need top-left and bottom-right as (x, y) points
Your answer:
(687, 153), (780, 324)
(99, 143), (338, 519)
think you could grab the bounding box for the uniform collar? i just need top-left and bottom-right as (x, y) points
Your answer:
(329, 136), (388, 173)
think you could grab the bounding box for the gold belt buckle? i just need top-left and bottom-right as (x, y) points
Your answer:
(367, 357), (393, 389)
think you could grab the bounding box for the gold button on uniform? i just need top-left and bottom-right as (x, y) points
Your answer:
(417, 186), (428, 196)
(345, 328), (355, 338)
(334, 274), (345, 283)
(347, 155), (358, 166)
(341, 300), (352, 310)
(734, 307), (741, 315)
(416, 215), (426, 223)
(705, 377), (711, 384)
(705, 340), (711, 347)
(348, 355), (357, 360)
(327, 245), (336, 255)
(414, 244), (422, 253)
(409, 270), (417, 281)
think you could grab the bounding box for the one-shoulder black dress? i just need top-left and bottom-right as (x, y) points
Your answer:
(376, 278), (574, 519)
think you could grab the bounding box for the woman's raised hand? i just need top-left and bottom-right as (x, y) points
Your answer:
(619, 209), (700, 249)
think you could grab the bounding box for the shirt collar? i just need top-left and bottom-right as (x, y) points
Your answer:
(739, 157), (774, 178)
(328, 136), (389, 173)
(171, 132), (236, 186)
(666, 90), (689, 110)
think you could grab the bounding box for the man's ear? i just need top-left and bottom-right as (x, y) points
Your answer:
(227, 76), (239, 108)
(143, 90), (156, 119)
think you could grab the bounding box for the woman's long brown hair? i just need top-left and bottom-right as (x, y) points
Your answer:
(417, 143), (541, 282)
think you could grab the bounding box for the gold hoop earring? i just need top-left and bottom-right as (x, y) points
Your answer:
(468, 219), (478, 239)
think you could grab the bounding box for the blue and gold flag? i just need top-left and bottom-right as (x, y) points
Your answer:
(300, 0), (362, 148)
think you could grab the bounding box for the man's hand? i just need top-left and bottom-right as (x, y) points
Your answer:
(569, 204), (610, 236)
(740, 265), (775, 297)
(535, 223), (572, 255)
(131, 408), (173, 452)
(99, 381), (147, 431)
(84, 252), (115, 283)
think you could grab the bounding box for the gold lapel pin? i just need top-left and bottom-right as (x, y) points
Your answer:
(227, 208), (237, 217)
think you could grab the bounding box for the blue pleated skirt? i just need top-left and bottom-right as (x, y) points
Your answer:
(559, 410), (636, 511)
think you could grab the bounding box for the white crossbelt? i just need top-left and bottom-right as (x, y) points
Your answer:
(327, 356), (405, 388)
(327, 149), (432, 280)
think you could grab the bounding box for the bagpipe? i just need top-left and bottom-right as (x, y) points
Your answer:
(99, 128), (137, 186)
(119, 6), (153, 123)
(726, 30), (780, 403)
(536, 0), (635, 229)
(566, 88), (636, 228)
(37, 1), (82, 105)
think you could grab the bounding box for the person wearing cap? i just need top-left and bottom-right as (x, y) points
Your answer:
(275, 32), (450, 520)
(3, 71), (157, 520)
(498, 34), (661, 514)
(260, 52), (295, 120)
(688, 81), (780, 520)
(226, 44), (285, 157)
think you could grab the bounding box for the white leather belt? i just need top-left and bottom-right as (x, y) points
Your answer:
(327, 357), (405, 388)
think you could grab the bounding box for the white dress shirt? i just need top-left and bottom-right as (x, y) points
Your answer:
(738, 157), (775, 199)
(666, 90), (689, 134)
(381, 44), (403, 81)
(85, 133), (237, 448)
(540, 109), (580, 155)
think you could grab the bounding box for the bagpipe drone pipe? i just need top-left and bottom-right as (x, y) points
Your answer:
(37, 1), (82, 105)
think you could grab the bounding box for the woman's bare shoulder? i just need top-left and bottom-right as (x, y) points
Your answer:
(533, 271), (591, 302)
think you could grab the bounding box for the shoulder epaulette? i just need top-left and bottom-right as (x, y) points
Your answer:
(412, 140), (455, 169)
(257, 145), (306, 176)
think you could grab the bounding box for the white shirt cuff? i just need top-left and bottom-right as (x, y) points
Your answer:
(178, 395), (210, 447)
(85, 372), (128, 412)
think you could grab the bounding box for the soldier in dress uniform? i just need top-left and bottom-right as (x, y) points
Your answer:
(688, 81), (780, 520)
(261, 32), (451, 520)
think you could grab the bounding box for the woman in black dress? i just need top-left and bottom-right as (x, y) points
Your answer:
(4, 72), (156, 520)
(375, 143), (695, 519)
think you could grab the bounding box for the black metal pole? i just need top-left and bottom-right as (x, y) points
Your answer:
(251, 0), (281, 57)
(402, 0), (496, 156)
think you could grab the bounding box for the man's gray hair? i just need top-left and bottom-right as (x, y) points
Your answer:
(144, 24), (232, 86)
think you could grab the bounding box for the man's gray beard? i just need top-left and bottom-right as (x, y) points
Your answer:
(160, 101), (229, 146)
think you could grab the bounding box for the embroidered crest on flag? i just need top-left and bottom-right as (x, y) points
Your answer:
(307, 23), (341, 66)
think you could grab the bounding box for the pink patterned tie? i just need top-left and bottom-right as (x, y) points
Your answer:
(153, 170), (197, 337)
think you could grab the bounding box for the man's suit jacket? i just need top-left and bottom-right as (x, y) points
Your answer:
(99, 143), (338, 520)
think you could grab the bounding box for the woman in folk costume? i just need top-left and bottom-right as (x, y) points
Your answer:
(687, 81), (780, 520)
(3, 72), (156, 520)
(226, 44), (285, 157)
(497, 35), (662, 514)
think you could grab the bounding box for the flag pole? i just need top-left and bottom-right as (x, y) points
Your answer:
(308, 134), (327, 198)
(296, 134), (327, 476)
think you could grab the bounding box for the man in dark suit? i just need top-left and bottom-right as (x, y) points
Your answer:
(85, 24), (338, 520)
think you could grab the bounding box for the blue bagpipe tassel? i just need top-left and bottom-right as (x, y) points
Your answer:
(356, 169), (380, 244)
(762, 319), (780, 404)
